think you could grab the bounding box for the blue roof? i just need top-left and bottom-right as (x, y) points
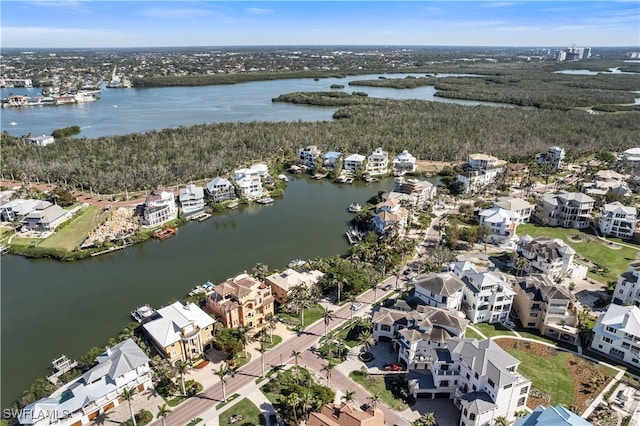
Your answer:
(323, 151), (341, 158)
(514, 405), (592, 426)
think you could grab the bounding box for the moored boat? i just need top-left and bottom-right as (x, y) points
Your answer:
(131, 305), (156, 322)
(256, 196), (274, 204)
(348, 203), (362, 213)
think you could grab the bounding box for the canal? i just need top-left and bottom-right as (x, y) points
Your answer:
(0, 175), (408, 408)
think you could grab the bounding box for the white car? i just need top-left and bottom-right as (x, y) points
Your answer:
(351, 302), (364, 310)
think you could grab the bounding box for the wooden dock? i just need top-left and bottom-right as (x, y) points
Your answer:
(190, 211), (211, 222)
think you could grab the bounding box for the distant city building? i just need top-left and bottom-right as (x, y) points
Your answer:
(535, 146), (565, 169)
(1, 198), (45, 222)
(393, 177), (437, 208)
(555, 46), (591, 61)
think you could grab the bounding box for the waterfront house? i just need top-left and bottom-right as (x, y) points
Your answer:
(308, 402), (384, 426)
(234, 168), (263, 199)
(18, 339), (152, 426)
(343, 153), (367, 173)
(299, 145), (322, 167)
(533, 191), (594, 229)
(516, 235), (587, 280)
(143, 301), (215, 364)
(598, 202), (637, 239)
(372, 199), (409, 235)
(392, 150), (417, 174)
(251, 162), (270, 178)
(206, 273), (274, 328)
(493, 197), (533, 224)
(206, 177), (236, 203)
(457, 153), (506, 194)
(590, 304), (640, 367)
(512, 275), (580, 345)
(322, 151), (342, 169)
(1, 198), (46, 222)
(372, 305), (468, 369)
(407, 338), (531, 426)
(478, 207), (519, 244)
(458, 268), (515, 325)
(179, 183), (205, 214)
(22, 202), (70, 231)
(583, 170), (631, 198)
(265, 268), (323, 305)
(535, 146), (566, 169)
(414, 272), (464, 310)
(467, 153), (505, 170)
(612, 261), (640, 307)
(366, 147), (389, 175)
(142, 187), (177, 227)
(393, 177), (436, 209)
(28, 134), (55, 146)
(514, 405), (592, 426)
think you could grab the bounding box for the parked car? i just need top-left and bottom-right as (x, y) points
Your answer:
(382, 284), (392, 291)
(384, 362), (404, 371)
(351, 302), (364, 310)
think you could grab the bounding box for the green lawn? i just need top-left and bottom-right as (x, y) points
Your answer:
(502, 344), (575, 407)
(39, 206), (108, 251)
(518, 223), (639, 282)
(348, 371), (409, 411)
(464, 327), (485, 340)
(218, 398), (264, 426)
(261, 334), (283, 350)
(277, 303), (325, 328)
(516, 330), (563, 346)
(10, 237), (43, 248)
(473, 323), (516, 338)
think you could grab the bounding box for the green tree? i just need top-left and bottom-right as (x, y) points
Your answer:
(357, 329), (376, 353)
(216, 363), (232, 402)
(413, 412), (437, 426)
(291, 350), (301, 366)
(287, 392), (300, 425)
(322, 307), (335, 337)
(121, 387), (138, 426)
(368, 392), (381, 408)
(156, 404), (172, 426)
(252, 262), (269, 281)
(266, 314), (278, 343)
(322, 361), (336, 386)
(176, 361), (188, 396)
(342, 390), (356, 403)
(493, 416), (511, 426)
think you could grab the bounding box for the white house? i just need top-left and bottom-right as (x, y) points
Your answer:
(457, 168), (502, 194)
(493, 198), (533, 224)
(372, 305), (469, 369)
(459, 269), (515, 324)
(343, 153), (366, 173)
(478, 207), (519, 243)
(467, 153), (504, 170)
(29, 134), (55, 146)
(143, 187), (177, 227)
(366, 147), (389, 175)
(18, 339), (152, 426)
(598, 202), (637, 239)
(612, 261), (640, 307)
(591, 304), (640, 367)
(299, 145), (322, 167)
(0, 198), (43, 222)
(179, 184), (205, 214)
(22, 202), (70, 231)
(414, 272), (465, 310)
(407, 338), (531, 426)
(251, 163), (270, 178)
(392, 150), (417, 174)
(206, 177), (236, 203)
(534, 191), (595, 229)
(535, 146), (565, 169)
(372, 199), (409, 235)
(234, 168), (263, 199)
(517, 235), (587, 280)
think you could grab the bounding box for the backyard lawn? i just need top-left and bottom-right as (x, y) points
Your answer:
(473, 323), (516, 339)
(518, 223), (639, 282)
(464, 327), (486, 340)
(218, 398), (264, 426)
(39, 205), (108, 251)
(349, 371), (409, 411)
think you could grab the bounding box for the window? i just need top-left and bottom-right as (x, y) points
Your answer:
(518, 397), (526, 406)
(469, 413), (476, 421)
(603, 336), (613, 344)
(520, 386), (529, 395)
(606, 326), (617, 334)
(474, 372), (479, 379)
(488, 378), (495, 388)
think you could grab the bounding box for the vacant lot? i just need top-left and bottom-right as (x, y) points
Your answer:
(38, 206), (108, 251)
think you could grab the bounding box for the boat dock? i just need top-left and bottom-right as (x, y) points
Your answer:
(190, 211), (211, 222)
(46, 355), (78, 385)
(90, 243), (131, 257)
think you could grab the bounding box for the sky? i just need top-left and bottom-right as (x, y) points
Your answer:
(1, 1), (639, 48)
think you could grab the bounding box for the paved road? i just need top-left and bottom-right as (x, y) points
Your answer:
(154, 284), (399, 426)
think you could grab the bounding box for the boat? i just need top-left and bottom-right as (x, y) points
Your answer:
(227, 201), (239, 209)
(152, 227), (176, 240)
(9, 121), (17, 126)
(288, 259), (305, 268)
(277, 174), (289, 182)
(189, 281), (214, 296)
(131, 305), (156, 323)
(256, 196), (274, 204)
(348, 203), (362, 213)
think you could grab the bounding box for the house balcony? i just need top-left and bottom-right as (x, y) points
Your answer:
(435, 369), (460, 376)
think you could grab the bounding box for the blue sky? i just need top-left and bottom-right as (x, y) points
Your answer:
(1, 1), (638, 48)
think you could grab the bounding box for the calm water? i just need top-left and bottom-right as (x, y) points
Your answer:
(1, 73), (500, 139)
(0, 176), (407, 408)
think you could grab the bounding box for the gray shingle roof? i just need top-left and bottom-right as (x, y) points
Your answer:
(414, 272), (464, 296)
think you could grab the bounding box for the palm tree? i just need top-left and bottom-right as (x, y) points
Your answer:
(258, 343), (267, 378)
(300, 390), (315, 423)
(514, 257), (529, 277)
(322, 307), (335, 337)
(175, 361), (188, 396)
(413, 412), (437, 426)
(266, 314), (278, 343)
(237, 326), (252, 358)
(357, 329), (376, 353)
(368, 392), (381, 408)
(494, 416), (511, 426)
(322, 361), (336, 385)
(342, 390), (356, 403)
(347, 295), (357, 320)
(291, 350), (301, 366)
(121, 387), (137, 426)
(156, 404), (172, 426)
(216, 363), (231, 402)
(287, 392), (300, 425)
(252, 262), (269, 281)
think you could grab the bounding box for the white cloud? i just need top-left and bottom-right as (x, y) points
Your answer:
(246, 7), (273, 15)
(139, 7), (215, 19)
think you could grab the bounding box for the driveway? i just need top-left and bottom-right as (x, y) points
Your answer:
(403, 398), (460, 424)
